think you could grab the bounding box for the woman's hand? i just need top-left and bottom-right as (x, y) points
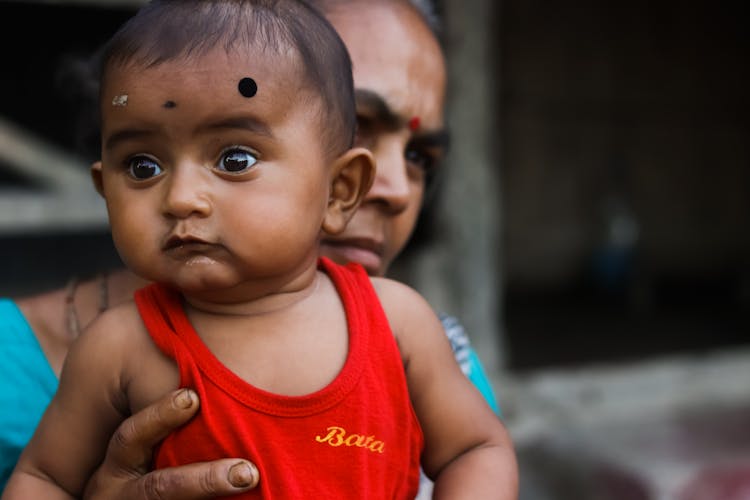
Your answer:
(84, 389), (259, 499)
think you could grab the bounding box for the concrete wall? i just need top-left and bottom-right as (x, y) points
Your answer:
(393, 0), (507, 371)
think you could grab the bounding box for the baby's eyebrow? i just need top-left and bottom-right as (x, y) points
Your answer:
(103, 117), (275, 152)
(104, 127), (151, 152)
(201, 117), (274, 137)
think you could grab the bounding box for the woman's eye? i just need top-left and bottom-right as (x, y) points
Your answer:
(128, 156), (162, 180)
(405, 146), (435, 173)
(354, 115), (375, 148)
(218, 149), (258, 173)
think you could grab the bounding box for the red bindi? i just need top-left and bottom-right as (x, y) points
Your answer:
(408, 116), (420, 131)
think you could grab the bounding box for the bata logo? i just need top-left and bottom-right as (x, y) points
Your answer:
(315, 426), (385, 453)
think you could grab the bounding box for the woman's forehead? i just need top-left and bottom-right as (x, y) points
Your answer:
(330, 3), (446, 124)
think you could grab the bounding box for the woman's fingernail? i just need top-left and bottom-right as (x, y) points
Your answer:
(174, 389), (194, 409)
(228, 461), (259, 488)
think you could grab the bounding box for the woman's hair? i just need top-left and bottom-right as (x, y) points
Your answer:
(307, 0), (442, 38)
(407, 0), (442, 35)
(55, 47), (105, 163)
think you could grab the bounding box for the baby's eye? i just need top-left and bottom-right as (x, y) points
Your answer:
(128, 156), (162, 180)
(217, 148), (258, 173)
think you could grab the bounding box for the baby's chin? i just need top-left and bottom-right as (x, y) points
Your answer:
(154, 267), (240, 297)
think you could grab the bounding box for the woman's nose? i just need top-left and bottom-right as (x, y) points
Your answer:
(365, 137), (411, 214)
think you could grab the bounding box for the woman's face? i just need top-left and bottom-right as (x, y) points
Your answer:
(319, 1), (448, 277)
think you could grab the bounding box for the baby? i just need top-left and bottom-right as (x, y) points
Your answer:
(3, 1), (512, 498)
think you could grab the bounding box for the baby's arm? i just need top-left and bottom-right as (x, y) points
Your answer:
(374, 278), (519, 499)
(3, 306), (137, 498)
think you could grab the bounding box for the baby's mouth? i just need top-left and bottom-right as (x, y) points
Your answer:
(163, 235), (212, 251)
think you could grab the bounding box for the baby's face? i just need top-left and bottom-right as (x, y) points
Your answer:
(97, 47), (332, 300)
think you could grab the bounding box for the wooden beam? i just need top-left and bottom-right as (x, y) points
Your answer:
(0, 117), (92, 191)
(0, 190), (108, 234)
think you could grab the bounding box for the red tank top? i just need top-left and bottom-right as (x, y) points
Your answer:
(134, 257), (423, 499)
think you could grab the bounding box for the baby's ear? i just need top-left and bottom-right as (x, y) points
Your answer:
(322, 147), (375, 235)
(90, 161), (105, 197)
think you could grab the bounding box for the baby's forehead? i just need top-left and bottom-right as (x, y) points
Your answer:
(100, 46), (327, 129)
(104, 43), (310, 97)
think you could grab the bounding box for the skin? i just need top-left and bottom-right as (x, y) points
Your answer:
(11, 2), (518, 498)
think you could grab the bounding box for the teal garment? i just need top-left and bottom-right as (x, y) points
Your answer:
(0, 299), (58, 493)
(439, 313), (501, 416)
(465, 348), (501, 416)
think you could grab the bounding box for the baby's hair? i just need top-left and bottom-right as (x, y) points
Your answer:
(99, 0), (355, 155)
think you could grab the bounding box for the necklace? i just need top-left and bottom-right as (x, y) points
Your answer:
(64, 272), (110, 338)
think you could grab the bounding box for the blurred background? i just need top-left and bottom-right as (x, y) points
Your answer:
(1, 0), (748, 498)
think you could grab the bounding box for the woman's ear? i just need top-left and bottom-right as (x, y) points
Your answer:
(322, 147), (375, 235)
(90, 161), (105, 197)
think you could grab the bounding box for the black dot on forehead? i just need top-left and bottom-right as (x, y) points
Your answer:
(238, 77), (258, 98)
(163, 100), (177, 109)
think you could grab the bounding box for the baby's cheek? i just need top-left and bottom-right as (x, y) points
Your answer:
(110, 221), (153, 271)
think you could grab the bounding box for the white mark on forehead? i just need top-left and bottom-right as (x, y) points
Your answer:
(112, 95), (129, 107)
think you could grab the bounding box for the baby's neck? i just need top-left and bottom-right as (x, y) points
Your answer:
(179, 269), (321, 317)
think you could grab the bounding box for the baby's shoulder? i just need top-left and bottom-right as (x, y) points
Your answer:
(369, 276), (443, 340)
(77, 299), (149, 349)
(369, 276), (430, 311)
(58, 297), (174, 421)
